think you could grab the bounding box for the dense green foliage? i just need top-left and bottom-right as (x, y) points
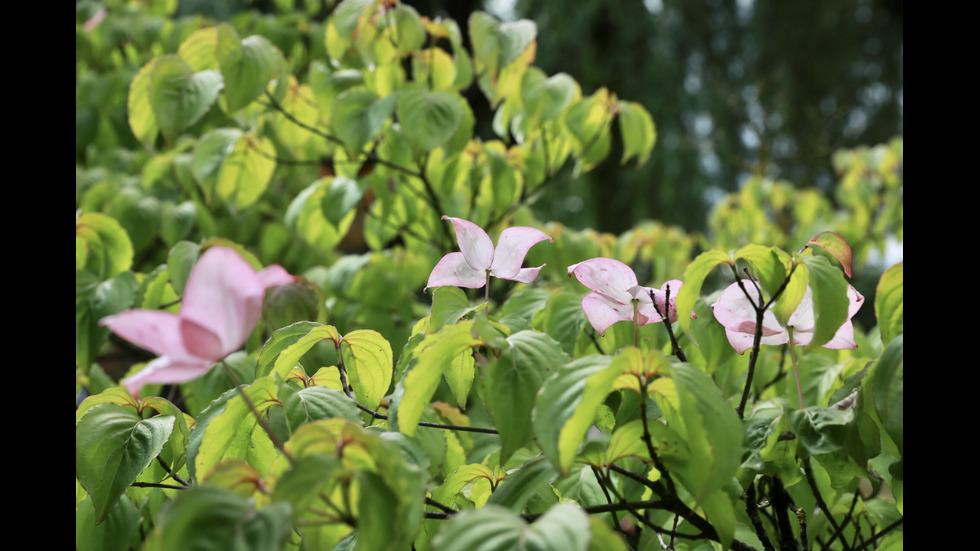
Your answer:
(77, 1), (903, 549)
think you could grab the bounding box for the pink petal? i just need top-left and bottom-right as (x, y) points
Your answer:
(712, 282), (785, 338)
(180, 247), (265, 356)
(444, 216), (494, 271)
(99, 310), (189, 358)
(628, 286), (663, 325)
(724, 327), (790, 355)
(567, 258), (637, 305)
(582, 293), (635, 336)
(180, 318), (225, 361)
(425, 252), (488, 290)
(489, 226), (553, 279)
(507, 265), (547, 284)
(257, 264), (295, 289)
(122, 355), (215, 396)
(820, 320), (858, 349)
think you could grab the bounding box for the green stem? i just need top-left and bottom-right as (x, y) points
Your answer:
(220, 361), (295, 465)
(788, 329), (804, 409)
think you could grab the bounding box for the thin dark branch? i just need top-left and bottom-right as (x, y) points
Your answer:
(156, 456), (190, 487)
(803, 458), (850, 550)
(425, 497), (458, 514)
(744, 483), (776, 551)
(587, 327), (608, 355)
(852, 517), (903, 551)
(793, 505), (809, 551)
(825, 491), (861, 549)
(221, 362), (295, 465)
(649, 284), (686, 362)
(349, 390), (499, 434)
(591, 467), (624, 541)
(262, 91), (344, 146)
(131, 482), (187, 490)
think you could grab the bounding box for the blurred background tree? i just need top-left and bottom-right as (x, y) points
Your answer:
(179, 0), (903, 235)
(407, 0), (903, 235)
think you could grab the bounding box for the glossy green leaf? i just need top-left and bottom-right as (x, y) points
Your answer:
(807, 231), (853, 277)
(432, 503), (588, 551)
(700, 489), (736, 550)
(676, 249), (733, 336)
(341, 329), (393, 410)
(396, 87), (463, 156)
(191, 128), (243, 188)
(521, 69), (577, 123)
(148, 56), (223, 143)
(533, 354), (617, 475)
(75, 403), (175, 524)
(618, 101), (656, 167)
(873, 335), (903, 456)
(142, 486), (291, 551)
(658, 362), (742, 503)
(331, 89), (396, 156)
(218, 32), (279, 113)
(165, 240), (200, 296)
(486, 330), (570, 463)
(801, 255), (850, 349)
(76, 492), (141, 551)
(430, 286), (484, 333)
(322, 176), (365, 227)
(216, 133), (276, 211)
(394, 321), (483, 436)
(127, 58), (159, 146)
(176, 27), (219, 72)
(268, 323), (341, 379)
(486, 455), (559, 513)
(76, 212), (134, 279)
(190, 377), (279, 480)
(790, 406), (851, 458)
(733, 244), (786, 304)
(283, 386), (361, 431)
(875, 262), (903, 344)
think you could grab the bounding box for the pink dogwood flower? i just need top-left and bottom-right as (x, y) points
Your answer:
(711, 282), (864, 354)
(425, 216), (553, 291)
(567, 257), (692, 336)
(100, 246), (294, 396)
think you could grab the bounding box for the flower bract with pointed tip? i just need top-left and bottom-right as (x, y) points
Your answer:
(567, 257), (693, 335)
(711, 282), (864, 354)
(100, 246), (295, 396)
(425, 216), (553, 291)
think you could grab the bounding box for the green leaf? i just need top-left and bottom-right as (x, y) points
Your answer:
(485, 331), (570, 464)
(872, 335), (903, 457)
(148, 55), (223, 143)
(127, 58), (159, 146)
(266, 323), (341, 379)
(216, 133), (277, 211)
(381, 4), (426, 56)
(192, 128), (243, 188)
(341, 329), (393, 410)
(486, 456), (559, 513)
(76, 212), (134, 280)
(142, 486), (291, 551)
(807, 231), (853, 277)
(733, 244), (786, 304)
(430, 286), (485, 333)
(533, 354), (617, 475)
(75, 403), (175, 524)
(396, 87), (463, 156)
(322, 176), (365, 228)
(190, 377), (279, 480)
(875, 262), (903, 344)
(218, 31), (279, 113)
(618, 101), (656, 167)
(521, 69), (577, 123)
(790, 406), (851, 458)
(659, 362), (742, 503)
(431, 503), (588, 551)
(676, 250), (733, 336)
(331, 89), (396, 156)
(176, 27), (219, 72)
(801, 255), (850, 349)
(76, 491), (141, 551)
(392, 321), (483, 436)
(283, 386), (361, 431)
(166, 241), (201, 296)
